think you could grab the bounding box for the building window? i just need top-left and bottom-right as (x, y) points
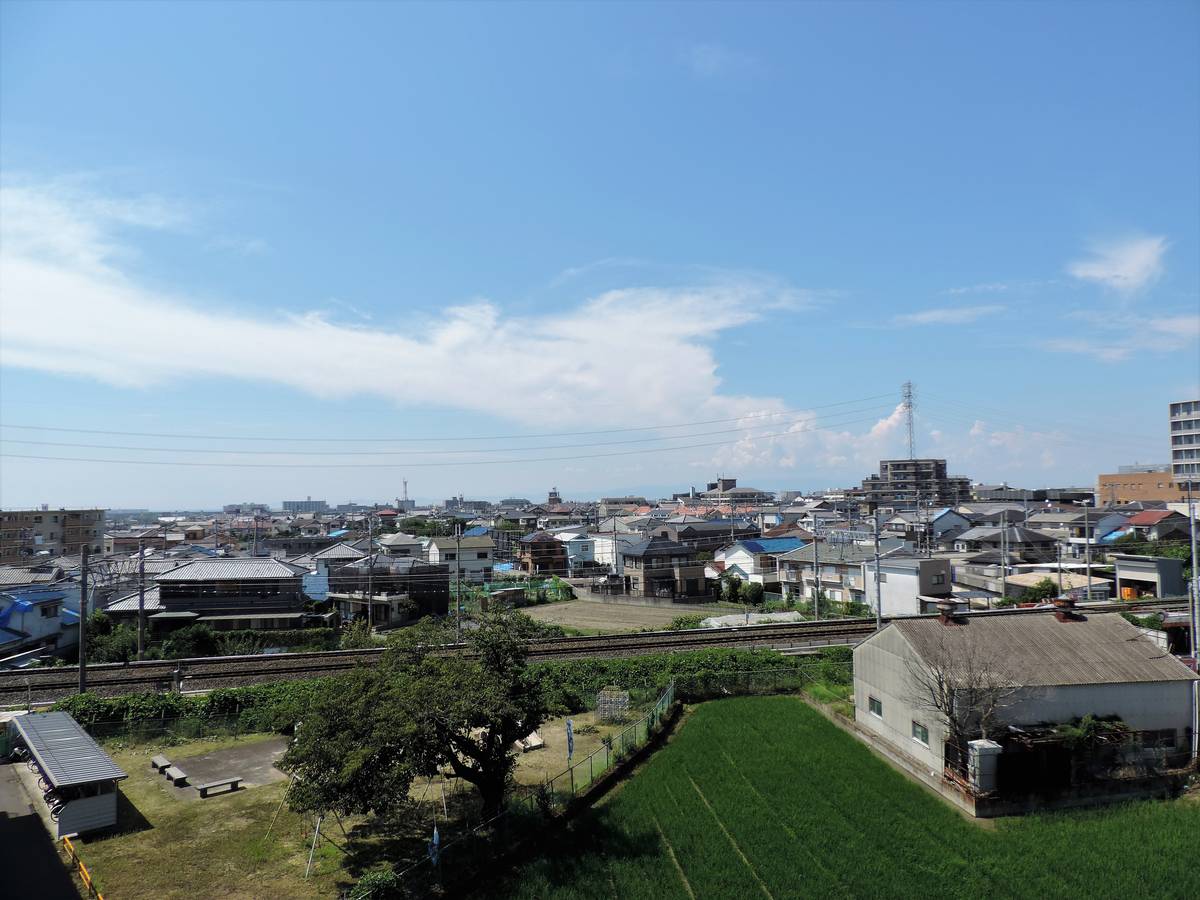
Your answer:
(445, 552), (456, 560)
(931, 574), (945, 585)
(41, 605), (59, 618)
(911, 721), (930, 746)
(476, 551), (488, 559)
(877, 573), (887, 583)
(868, 696), (882, 718)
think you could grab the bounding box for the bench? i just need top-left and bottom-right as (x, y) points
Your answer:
(150, 755), (171, 773)
(197, 777), (241, 798)
(163, 766), (188, 786)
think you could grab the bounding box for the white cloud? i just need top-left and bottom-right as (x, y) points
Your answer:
(1043, 313), (1200, 362)
(680, 42), (762, 79)
(1066, 235), (1167, 293)
(943, 282), (1010, 296)
(893, 305), (1004, 326)
(0, 179), (814, 431)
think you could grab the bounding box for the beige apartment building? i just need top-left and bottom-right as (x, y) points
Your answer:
(1096, 470), (1191, 505)
(0, 508), (106, 564)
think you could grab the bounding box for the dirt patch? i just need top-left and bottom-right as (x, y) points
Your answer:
(523, 599), (719, 632)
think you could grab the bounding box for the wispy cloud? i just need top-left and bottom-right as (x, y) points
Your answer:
(1043, 313), (1200, 362)
(206, 235), (268, 256)
(680, 42), (762, 79)
(892, 305), (1004, 326)
(1066, 235), (1167, 293)
(943, 282), (1010, 296)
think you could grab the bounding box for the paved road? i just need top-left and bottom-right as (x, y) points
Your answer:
(0, 762), (81, 899)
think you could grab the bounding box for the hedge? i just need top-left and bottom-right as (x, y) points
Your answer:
(53, 646), (854, 731)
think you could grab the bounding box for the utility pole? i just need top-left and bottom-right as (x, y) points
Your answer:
(873, 510), (882, 631)
(1187, 481), (1199, 763)
(999, 523), (1008, 607)
(78, 546), (89, 695)
(812, 528), (820, 621)
(1083, 501), (1092, 603)
(366, 514), (374, 630)
(454, 523), (462, 642)
(137, 538), (146, 660)
(1056, 543), (1063, 596)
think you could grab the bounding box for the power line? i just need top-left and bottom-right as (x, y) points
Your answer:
(0, 403), (895, 457)
(0, 410), (892, 469)
(0, 392), (898, 444)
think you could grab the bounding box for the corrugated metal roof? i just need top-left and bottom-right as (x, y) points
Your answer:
(104, 586), (163, 612)
(311, 542), (367, 560)
(890, 613), (1199, 688)
(12, 712), (127, 788)
(156, 558), (306, 581)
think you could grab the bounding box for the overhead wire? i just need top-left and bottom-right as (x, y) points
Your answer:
(0, 392), (898, 443)
(0, 402), (895, 457)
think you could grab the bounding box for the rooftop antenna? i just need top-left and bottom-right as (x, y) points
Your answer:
(902, 381), (916, 459)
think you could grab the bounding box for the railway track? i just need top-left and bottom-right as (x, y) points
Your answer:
(0, 598), (1189, 706)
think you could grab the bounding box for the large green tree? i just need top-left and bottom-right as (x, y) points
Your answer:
(279, 612), (547, 820)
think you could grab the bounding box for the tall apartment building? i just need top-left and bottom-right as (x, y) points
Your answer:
(0, 507), (106, 564)
(281, 497), (328, 514)
(1169, 399), (1199, 491)
(859, 459), (972, 511)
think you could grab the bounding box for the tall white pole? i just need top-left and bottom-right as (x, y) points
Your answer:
(873, 510), (882, 630)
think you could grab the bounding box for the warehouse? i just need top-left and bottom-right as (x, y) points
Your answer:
(853, 606), (1198, 779)
(8, 711), (127, 837)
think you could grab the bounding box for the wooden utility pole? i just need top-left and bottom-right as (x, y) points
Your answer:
(78, 546), (89, 694)
(366, 514), (375, 630)
(137, 538), (146, 660)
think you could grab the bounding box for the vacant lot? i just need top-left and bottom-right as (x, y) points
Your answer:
(500, 696), (1200, 899)
(524, 599), (722, 632)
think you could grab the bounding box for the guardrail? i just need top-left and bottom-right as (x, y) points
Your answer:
(62, 835), (104, 899)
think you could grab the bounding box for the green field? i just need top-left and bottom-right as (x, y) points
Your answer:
(499, 695), (1199, 899)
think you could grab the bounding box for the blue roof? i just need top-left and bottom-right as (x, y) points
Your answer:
(740, 538), (805, 554)
(463, 525), (491, 537)
(328, 528), (350, 538)
(493, 562), (515, 572)
(1100, 527), (1133, 544)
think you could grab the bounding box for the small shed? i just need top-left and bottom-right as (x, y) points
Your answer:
(8, 711), (127, 837)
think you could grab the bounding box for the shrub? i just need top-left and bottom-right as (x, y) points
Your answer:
(666, 614), (707, 631)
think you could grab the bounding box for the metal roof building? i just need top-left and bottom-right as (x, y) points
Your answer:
(11, 712), (127, 789)
(8, 711), (127, 837)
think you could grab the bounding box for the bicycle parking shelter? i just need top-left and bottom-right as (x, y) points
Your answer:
(8, 711), (127, 837)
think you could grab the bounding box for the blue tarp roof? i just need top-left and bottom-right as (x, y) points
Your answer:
(493, 562), (515, 572)
(739, 538), (805, 554)
(1100, 528), (1133, 544)
(463, 526), (491, 537)
(328, 528), (349, 538)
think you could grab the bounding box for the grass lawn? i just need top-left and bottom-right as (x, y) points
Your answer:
(75, 733), (350, 899)
(498, 695), (1200, 899)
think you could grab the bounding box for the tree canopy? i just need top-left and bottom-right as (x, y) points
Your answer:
(279, 612), (548, 820)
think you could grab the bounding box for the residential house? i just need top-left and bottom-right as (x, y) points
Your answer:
(426, 535), (494, 583)
(1025, 509), (1130, 559)
(713, 538), (806, 591)
(1124, 510), (1191, 543)
(327, 557), (450, 626)
(952, 526), (1057, 563)
(653, 519), (760, 553)
(516, 532), (567, 577)
(591, 532), (643, 575)
(376, 531), (424, 558)
(0, 588), (76, 663)
(776, 541), (902, 606)
(861, 556), (953, 617)
(620, 537), (709, 599)
(151, 558), (308, 631)
(553, 532), (599, 575)
(300, 542), (368, 601)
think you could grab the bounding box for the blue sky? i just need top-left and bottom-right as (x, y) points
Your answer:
(1, 0), (1197, 508)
